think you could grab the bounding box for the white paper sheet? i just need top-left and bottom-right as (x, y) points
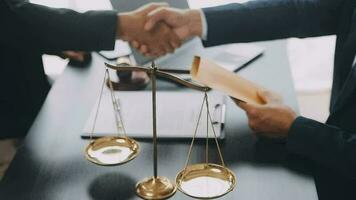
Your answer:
(82, 91), (225, 139)
(99, 40), (132, 59)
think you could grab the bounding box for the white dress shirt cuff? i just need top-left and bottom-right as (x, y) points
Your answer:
(199, 9), (208, 40)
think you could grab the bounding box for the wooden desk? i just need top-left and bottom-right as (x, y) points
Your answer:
(0, 40), (318, 199)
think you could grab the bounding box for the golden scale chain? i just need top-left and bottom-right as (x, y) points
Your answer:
(89, 68), (127, 141)
(184, 92), (225, 169)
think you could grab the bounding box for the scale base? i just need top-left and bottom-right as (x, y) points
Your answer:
(135, 176), (177, 200)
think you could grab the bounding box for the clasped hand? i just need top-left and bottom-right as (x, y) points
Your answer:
(118, 3), (202, 57)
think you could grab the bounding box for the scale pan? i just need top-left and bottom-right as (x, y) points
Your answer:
(85, 136), (139, 166)
(176, 163), (236, 199)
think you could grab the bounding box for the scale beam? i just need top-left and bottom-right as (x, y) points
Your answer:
(105, 62), (150, 72)
(104, 62), (210, 92)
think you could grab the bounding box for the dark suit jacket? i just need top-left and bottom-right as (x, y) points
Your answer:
(0, 0), (117, 138)
(203, 0), (356, 199)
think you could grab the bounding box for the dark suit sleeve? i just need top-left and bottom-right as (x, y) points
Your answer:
(287, 116), (356, 179)
(202, 0), (345, 47)
(4, 0), (118, 52)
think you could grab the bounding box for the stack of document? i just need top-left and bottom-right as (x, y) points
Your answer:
(82, 91), (226, 139)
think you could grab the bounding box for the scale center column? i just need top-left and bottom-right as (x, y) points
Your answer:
(135, 62), (177, 200)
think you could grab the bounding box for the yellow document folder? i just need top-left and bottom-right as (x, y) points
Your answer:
(191, 56), (264, 105)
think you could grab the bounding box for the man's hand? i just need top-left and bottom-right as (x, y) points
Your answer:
(60, 51), (88, 62)
(234, 90), (297, 137)
(60, 51), (92, 67)
(131, 7), (202, 56)
(145, 8), (203, 41)
(117, 3), (181, 57)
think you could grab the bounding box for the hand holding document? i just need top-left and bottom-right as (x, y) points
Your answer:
(191, 56), (264, 105)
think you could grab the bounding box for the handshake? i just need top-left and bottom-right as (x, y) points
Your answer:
(116, 3), (203, 57)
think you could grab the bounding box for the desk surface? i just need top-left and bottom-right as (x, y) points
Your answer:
(0, 41), (318, 200)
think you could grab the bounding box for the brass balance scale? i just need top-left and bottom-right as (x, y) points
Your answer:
(85, 58), (236, 199)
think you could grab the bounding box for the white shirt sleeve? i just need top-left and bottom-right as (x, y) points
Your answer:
(199, 9), (208, 40)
